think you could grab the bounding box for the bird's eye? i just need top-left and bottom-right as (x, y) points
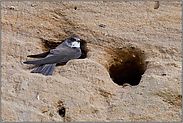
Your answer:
(71, 38), (76, 41)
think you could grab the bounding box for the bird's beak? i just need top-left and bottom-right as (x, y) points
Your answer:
(77, 39), (81, 42)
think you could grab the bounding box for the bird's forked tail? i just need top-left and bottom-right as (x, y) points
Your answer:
(31, 63), (56, 76)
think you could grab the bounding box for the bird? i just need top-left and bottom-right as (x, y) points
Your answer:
(23, 36), (82, 76)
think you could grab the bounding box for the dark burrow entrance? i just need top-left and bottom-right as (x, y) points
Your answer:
(109, 46), (147, 86)
(58, 107), (66, 117)
(57, 100), (66, 117)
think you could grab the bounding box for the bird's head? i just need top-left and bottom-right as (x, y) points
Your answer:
(66, 36), (81, 48)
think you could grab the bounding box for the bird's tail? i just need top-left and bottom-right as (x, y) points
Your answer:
(31, 64), (56, 76)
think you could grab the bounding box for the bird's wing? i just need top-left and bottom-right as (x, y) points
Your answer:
(24, 47), (81, 65)
(27, 51), (50, 58)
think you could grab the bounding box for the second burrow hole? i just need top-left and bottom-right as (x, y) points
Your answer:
(108, 46), (147, 86)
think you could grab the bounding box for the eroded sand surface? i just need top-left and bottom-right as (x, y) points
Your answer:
(1, 1), (182, 122)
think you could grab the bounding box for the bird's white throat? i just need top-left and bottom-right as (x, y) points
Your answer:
(69, 41), (80, 48)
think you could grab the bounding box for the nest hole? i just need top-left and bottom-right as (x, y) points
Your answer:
(79, 39), (88, 59)
(109, 47), (147, 86)
(58, 107), (66, 117)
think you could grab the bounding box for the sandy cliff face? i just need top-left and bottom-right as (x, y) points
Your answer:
(1, 1), (182, 122)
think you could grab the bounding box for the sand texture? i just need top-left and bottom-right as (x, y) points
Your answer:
(1, 1), (182, 122)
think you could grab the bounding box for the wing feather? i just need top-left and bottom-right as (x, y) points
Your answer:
(27, 51), (50, 58)
(24, 47), (81, 65)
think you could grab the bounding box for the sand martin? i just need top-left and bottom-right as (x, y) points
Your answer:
(24, 36), (81, 76)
